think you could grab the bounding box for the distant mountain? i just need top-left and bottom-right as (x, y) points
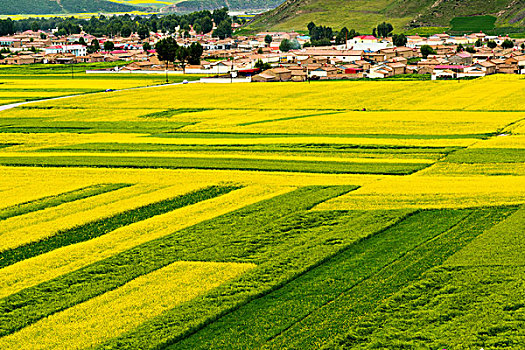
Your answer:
(0, 0), (135, 15)
(249, 0), (525, 33)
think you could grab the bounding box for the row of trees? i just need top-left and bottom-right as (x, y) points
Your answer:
(305, 22), (361, 47)
(155, 37), (203, 74)
(304, 22), (403, 47)
(0, 7), (233, 39)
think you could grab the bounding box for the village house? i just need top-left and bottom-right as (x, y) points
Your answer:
(44, 44), (87, 57)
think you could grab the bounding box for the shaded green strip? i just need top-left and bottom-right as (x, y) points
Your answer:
(38, 142), (458, 154)
(446, 148), (525, 163)
(0, 143), (17, 150)
(0, 156), (429, 175)
(0, 185), (241, 270)
(0, 183), (131, 222)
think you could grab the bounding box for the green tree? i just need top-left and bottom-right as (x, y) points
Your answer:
(155, 37), (178, 66)
(103, 41), (115, 51)
(177, 46), (190, 73)
(121, 24), (132, 37)
(30, 21), (39, 32)
(200, 17), (213, 34)
(155, 37), (179, 82)
(78, 37), (86, 46)
(188, 42), (203, 65)
(143, 42), (151, 52)
(487, 40), (497, 49)
(214, 19), (232, 39)
(376, 22), (393, 37)
(307, 21), (316, 33)
(255, 59), (271, 71)
(475, 39), (482, 47)
(279, 39), (292, 52)
(466, 46), (476, 53)
(501, 39), (514, 49)
(264, 34), (272, 46)
(87, 39), (100, 54)
(392, 34), (407, 47)
(457, 43), (464, 52)
(335, 27), (349, 45)
(420, 45), (436, 59)
(193, 23), (202, 34)
(137, 25), (150, 40)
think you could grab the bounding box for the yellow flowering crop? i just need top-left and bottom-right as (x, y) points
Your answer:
(0, 261), (255, 350)
(0, 183), (205, 252)
(0, 185), (290, 299)
(315, 175), (525, 210)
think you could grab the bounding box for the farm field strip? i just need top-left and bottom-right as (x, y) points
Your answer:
(0, 183), (161, 236)
(0, 150), (437, 164)
(0, 178), (116, 210)
(0, 183), (207, 252)
(173, 207), (515, 349)
(44, 76), (524, 112)
(418, 162), (525, 176)
(0, 183), (131, 222)
(0, 185), (241, 269)
(0, 185), (291, 299)
(446, 206), (525, 267)
(0, 155), (430, 175)
(0, 166), (383, 187)
(0, 186), (363, 337)
(0, 261), (256, 350)
(315, 175), (525, 210)
(306, 206), (519, 349)
(0, 131), (480, 148)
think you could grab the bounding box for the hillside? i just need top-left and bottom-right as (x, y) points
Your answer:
(160, 0), (283, 13)
(0, 0), (135, 15)
(249, 0), (525, 33)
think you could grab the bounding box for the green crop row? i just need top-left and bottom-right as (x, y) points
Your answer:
(445, 148), (525, 164)
(0, 120), (192, 134)
(0, 143), (17, 149)
(40, 142), (457, 155)
(333, 264), (525, 349)
(0, 185), (240, 270)
(0, 156), (429, 175)
(0, 183), (130, 222)
(170, 206), (516, 349)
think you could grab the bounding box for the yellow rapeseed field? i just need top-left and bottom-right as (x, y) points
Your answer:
(0, 183), (205, 252)
(0, 185), (290, 298)
(0, 75), (523, 348)
(315, 175), (525, 210)
(0, 261), (255, 350)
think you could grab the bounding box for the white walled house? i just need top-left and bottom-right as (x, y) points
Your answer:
(44, 45), (87, 56)
(347, 35), (392, 52)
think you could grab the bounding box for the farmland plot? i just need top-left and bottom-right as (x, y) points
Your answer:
(0, 75), (523, 349)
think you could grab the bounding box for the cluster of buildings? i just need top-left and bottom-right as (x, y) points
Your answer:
(0, 28), (524, 81)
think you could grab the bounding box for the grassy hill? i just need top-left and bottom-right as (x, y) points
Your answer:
(0, 0), (135, 15)
(249, 0), (525, 33)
